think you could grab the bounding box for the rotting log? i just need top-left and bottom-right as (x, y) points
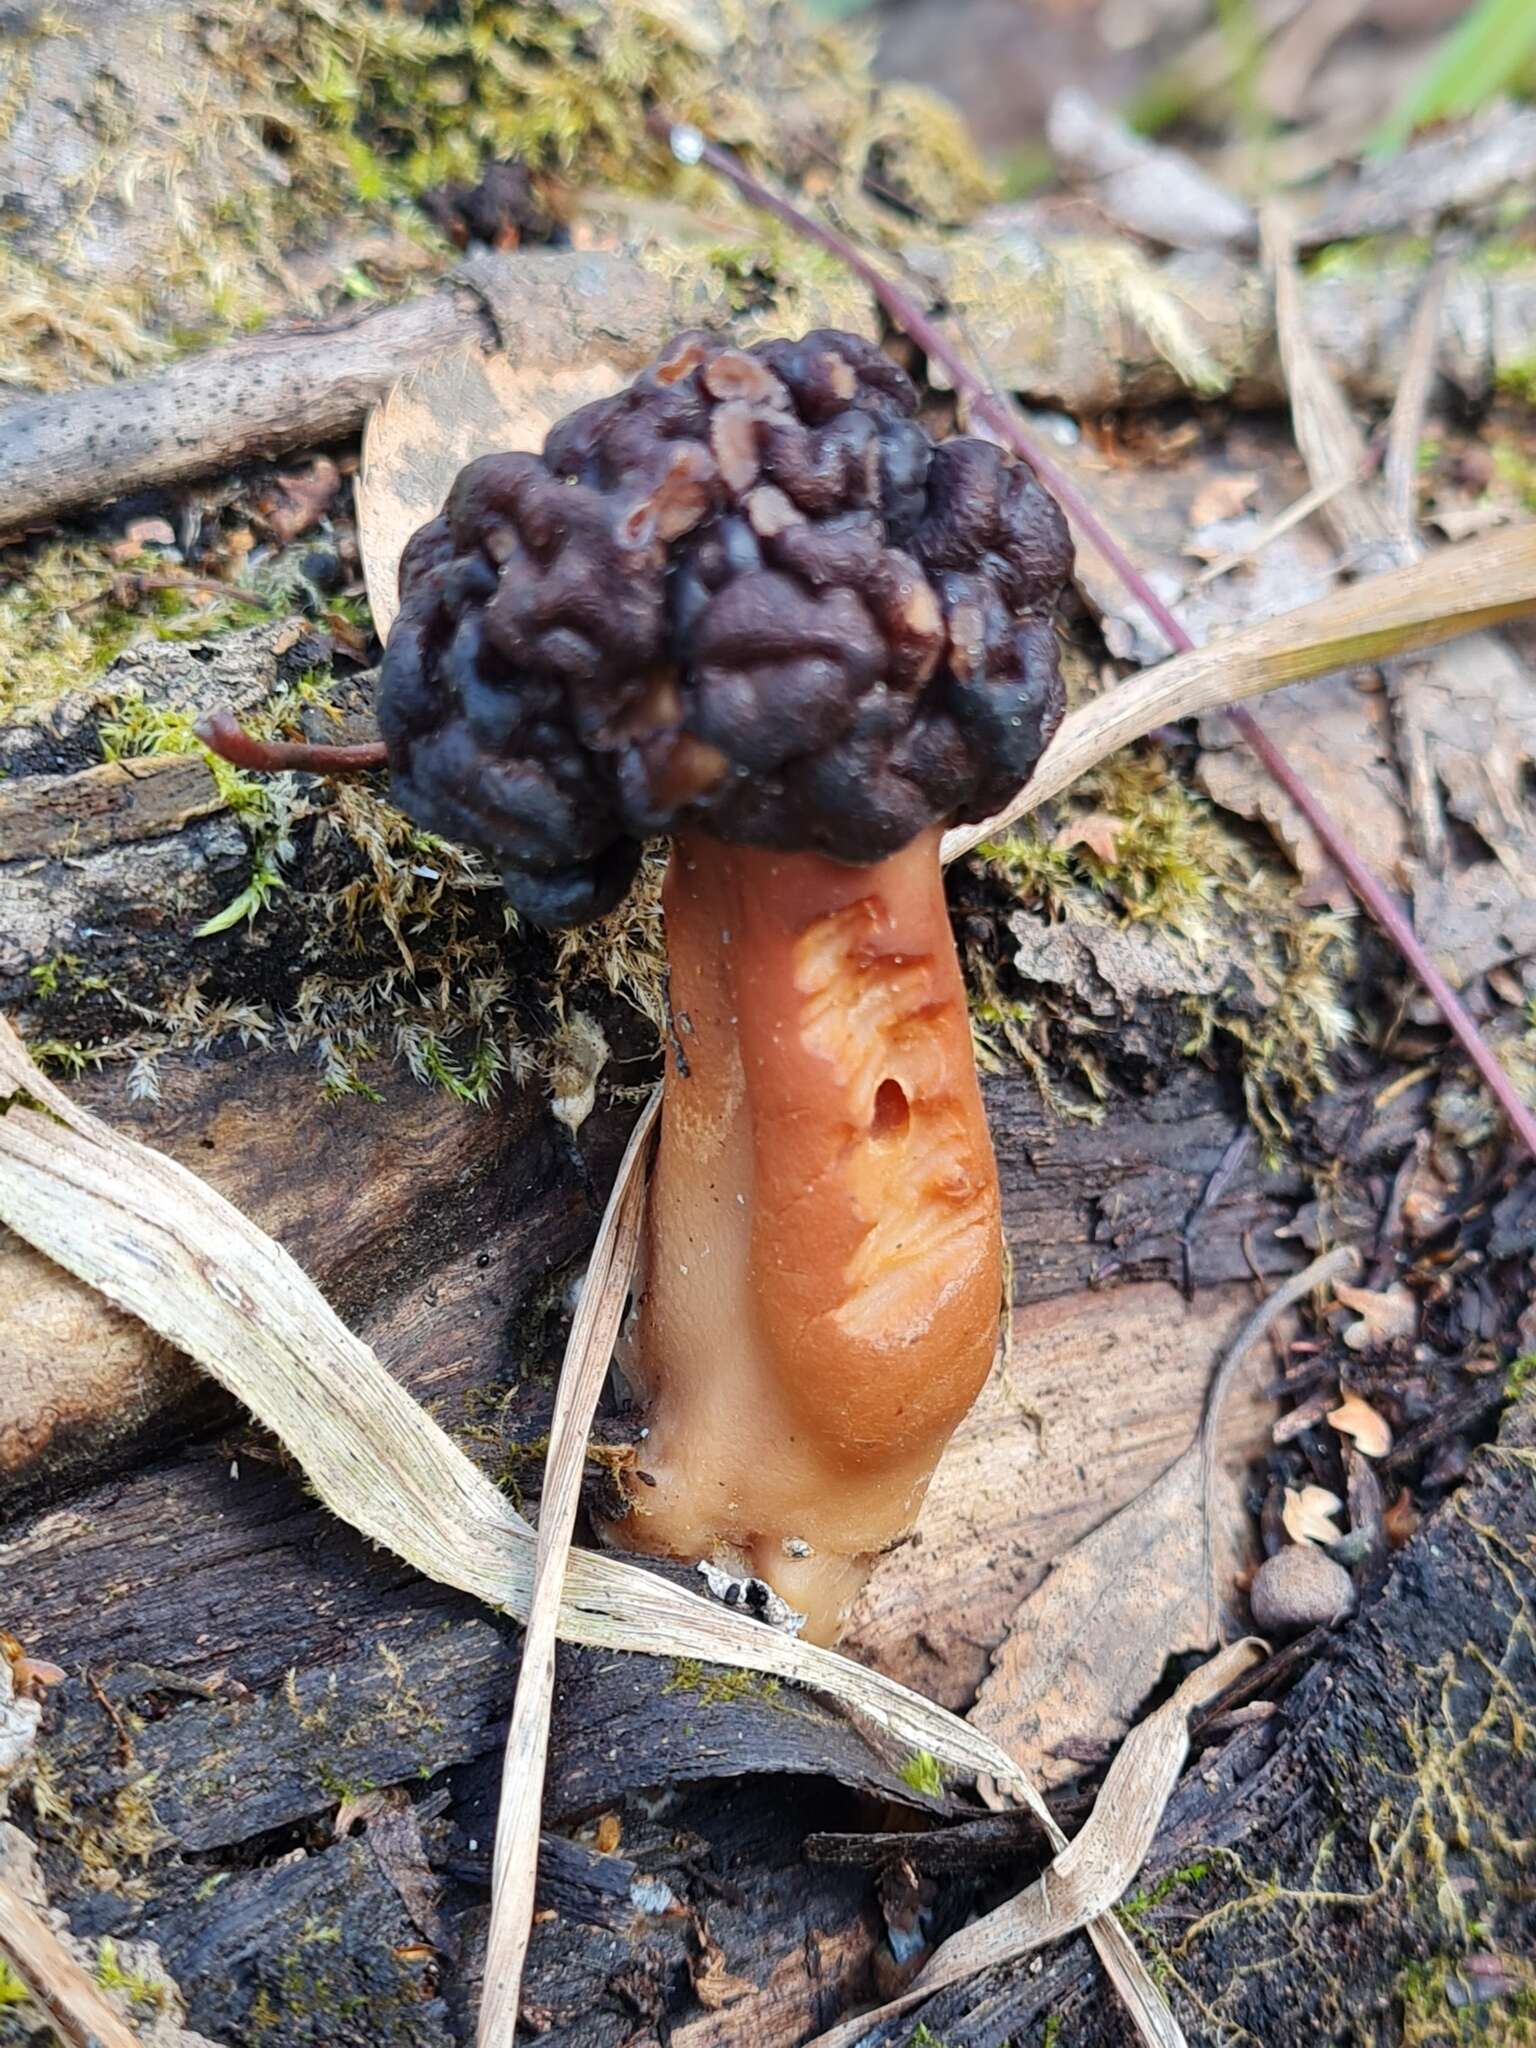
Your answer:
(0, 620), (1486, 2047)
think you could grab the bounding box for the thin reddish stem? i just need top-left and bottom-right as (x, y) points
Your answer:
(659, 116), (1536, 1161)
(195, 709), (387, 775)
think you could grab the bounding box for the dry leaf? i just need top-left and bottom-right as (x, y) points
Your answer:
(968, 1249), (1353, 1788)
(1411, 860), (1536, 992)
(1188, 472), (1259, 528)
(1197, 673), (1410, 908)
(1053, 811), (1127, 863)
(357, 348), (627, 639)
(846, 1278), (1276, 1714)
(258, 455), (342, 543)
(1335, 1279), (1417, 1351)
(1327, 1391), (1393, 1459)
(809, 1641), (1263, 2048)
(1282, 1483), (1345, 1545)
(1411, 632), (1536, 905)
(945, 490), (1536, 864)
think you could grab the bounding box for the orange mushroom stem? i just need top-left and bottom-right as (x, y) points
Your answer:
(607, 827), (1000, 1643)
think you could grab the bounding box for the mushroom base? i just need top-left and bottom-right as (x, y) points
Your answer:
(601, 828), (1003, 1644)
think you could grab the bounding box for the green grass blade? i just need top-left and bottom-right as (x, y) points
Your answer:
(1372, 0), (1536, 154)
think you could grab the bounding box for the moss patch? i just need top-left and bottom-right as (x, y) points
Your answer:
(3, 0), (989, 393)
(0, 542), (269, 725)
(969, 748), (1355, 1153)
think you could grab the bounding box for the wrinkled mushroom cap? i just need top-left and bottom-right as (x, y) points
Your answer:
(378, 328), (1072, 924)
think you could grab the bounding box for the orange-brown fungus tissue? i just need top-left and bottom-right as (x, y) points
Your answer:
(376, 329), (1072, 1640)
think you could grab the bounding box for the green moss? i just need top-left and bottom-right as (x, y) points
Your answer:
(8, 0), (990, 393)
(1492, 438), (1536, 509)
(1305, 234), (1435, 281)
(1119, 1860), (1213, 1934)
(1040, 2020), (1062, 2048)
(1496, 355), (1536, 409)
(0, 1960), (33, 2010)
(0, 543), (268, 724)
(29, 953), (106, 999)
(974, 750), (1355, 1155)
(897, 1749), (946, 1799)
(1397, 1953), (1536, 2045)
(662, 1657), (783, 1709)
(93, 1937), (170, 2017)
(99, 688), (297, 939)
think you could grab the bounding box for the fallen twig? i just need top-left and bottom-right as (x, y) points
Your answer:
(0, 253), (698, 535)
(663, 116), (1536, 1163)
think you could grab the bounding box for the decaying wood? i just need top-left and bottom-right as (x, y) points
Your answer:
(0, 756), (224, 866)
(808, 1641), (1262, 2048)
(0, 1037), (623, 1503)
(0, 1870), (142, 2048)
(0, 252), (712, 536)
(847, 1380), (1536, 2046)
(6, 229), (1536, 540)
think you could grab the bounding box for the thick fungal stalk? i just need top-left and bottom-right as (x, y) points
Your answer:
(629, 828), (1001, 1639)
(376, 328), (1071, 1641)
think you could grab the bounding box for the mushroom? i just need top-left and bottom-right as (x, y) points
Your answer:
(373, 329), (1072, 1643)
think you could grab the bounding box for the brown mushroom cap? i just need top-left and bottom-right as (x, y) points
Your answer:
(377, 328), (1072, 924)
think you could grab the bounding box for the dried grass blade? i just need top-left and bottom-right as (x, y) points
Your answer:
(0, 1872), (142, 2048)
(0, 1017), (1058, 1802)
(478, 1092), (657, 2046)
(1260, 204), (1397, 562)
(805, 1640), (1264, 2048)
(941, 523), (1536, 862)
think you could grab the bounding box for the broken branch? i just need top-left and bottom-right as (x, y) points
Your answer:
(0, 253), (701, 535)
(0, 1872), (141, 2048)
